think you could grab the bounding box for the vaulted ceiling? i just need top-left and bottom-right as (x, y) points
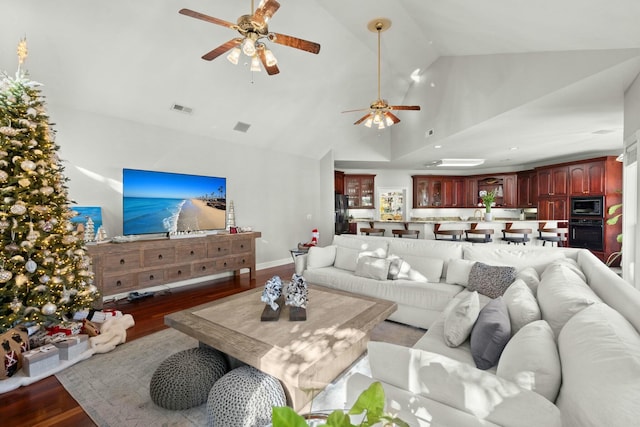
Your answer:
(2, 0), (640, 173)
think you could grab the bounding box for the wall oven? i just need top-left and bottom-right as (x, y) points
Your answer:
(570, 196), (604, 217)
(568, 218), (604, 252)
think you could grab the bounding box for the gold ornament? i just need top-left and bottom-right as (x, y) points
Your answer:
(20, 160), (36, 171)
(0, 171), (8, 182)
(18, 178), (30, 187)
(41, 302), (57, 315)
(0, 268), (12, 283)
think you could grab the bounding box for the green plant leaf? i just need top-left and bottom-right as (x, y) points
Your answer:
(272, 406), (309, 427)
(325, 410), (352, 427)
(380, 414), (411, 427)
(349, 382), (385, 425)
(607, 203), (622, 215)
(606, 213), (622, 226)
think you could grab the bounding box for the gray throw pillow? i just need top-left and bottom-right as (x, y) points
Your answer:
(467, 262), (517, 298)
(470, 297), (511, 370)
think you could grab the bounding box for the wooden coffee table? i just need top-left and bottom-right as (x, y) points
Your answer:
(165, 284), (396, 411)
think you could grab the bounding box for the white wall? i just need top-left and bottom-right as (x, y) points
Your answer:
(51, 106), (324, 267)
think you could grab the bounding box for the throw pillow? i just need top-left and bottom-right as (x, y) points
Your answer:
(443, 291), (480, 347)
(306, 245), (337, 269)
(386, 255), (409, 280)
(445, 259), (476, 286)
(470, 297), (511, 370)
(516, 267), (541, 295)
(503, 279), (541, 335)
(497, 320), (561, 402)
(333, 246), (360, 272)
(467, 262), (517, 298)
(354, 256), (392, 281)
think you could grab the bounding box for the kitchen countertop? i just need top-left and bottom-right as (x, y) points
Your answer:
(350, 218), (555, 223)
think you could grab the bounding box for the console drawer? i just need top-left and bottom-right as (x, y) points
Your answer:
(138, 269), (165, 287)
(175, 243), (206, 262)
(232, 238), (251, 254)
(143, 247), (176, 267)
(103, 251), (140, 272)
(165, 264), (192, 281)
(192, 261), (216, 278)
(208, 241), (231, 258)
(102, 273), (137, 295)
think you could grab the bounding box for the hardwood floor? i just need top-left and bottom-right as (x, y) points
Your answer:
(1, 264), (296, 427)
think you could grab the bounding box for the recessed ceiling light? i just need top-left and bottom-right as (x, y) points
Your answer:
(510, 147), (519, 151)
(434, 145), (442, 149)
(430, 82), (436, 87)
(437, 159), (485, 167)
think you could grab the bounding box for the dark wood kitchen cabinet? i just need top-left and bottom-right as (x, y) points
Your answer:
(517, 170), (538, 207)
(344, 174), (375, 209)
(538, 166), (569, 197)
(538, 197), (568, 220)
(334, 170), (345, 194)
(569, 161), (606, 195)
(412, 176), (465, 207)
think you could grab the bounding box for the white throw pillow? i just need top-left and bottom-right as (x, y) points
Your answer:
(503, 279), (541, 335)
(446, 259), (476, 286)
(556, 303), (640, 427)
(306, 245), (337, 269)
(443, 291), (480, 347)
(497, 320), (561, 402)
(537, 262), (602, 338)
(354, 256), (392, 281)
(516, 267), (541, 295)
(333, 246), (359, 272)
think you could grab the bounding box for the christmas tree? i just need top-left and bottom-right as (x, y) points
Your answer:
(0, 39), (99, 333)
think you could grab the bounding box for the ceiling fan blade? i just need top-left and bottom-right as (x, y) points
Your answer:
(270, 33), (321, 54)
(385, 111), (401, 124)
(341, 107), (369, 113)
(179, 8), (236, 29)
(201, 39), (242, 61)
(354, 113), (372, 125)
(257, 47), (280, 75)
(389, 105), (421, 111)
(252, 0), (280, 27)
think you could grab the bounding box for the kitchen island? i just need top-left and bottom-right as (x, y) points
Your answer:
(351, 218), (566, 245)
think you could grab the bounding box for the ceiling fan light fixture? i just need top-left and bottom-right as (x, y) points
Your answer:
(364, 115), (374, 128)
(241, 37), (257, 56)
(227, 47), (241, 65)
(384, 113), (394, 127)
(250, 55), (262, 71)
(264, 48), (277, 66)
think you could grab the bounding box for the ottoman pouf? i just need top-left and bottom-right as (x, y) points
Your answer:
(150, 347), (229, 410)
(206, 365), (287, 426)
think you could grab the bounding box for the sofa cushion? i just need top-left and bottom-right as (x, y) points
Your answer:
(497, 320), (561, 402)
(467, 262), (516, 298)
(397, 254), (443, 282)
(443, 291), (480, 347)
(333, 246), (359, 271)
(537, 262), (602, 338)
(542, 257), (586, 282)
(354, 256), (391, 281)
(332, 235), (389, 256)
(367, 342), (562, 427)
(306, 245), (337, 269)
(470, 297), (511, 370)
(503, 279), (541, 335)
(463, 246), (566, 276)
(515, 266), (540, 294)
(445, 259), (476, 286)
(556, 303), (640, 427)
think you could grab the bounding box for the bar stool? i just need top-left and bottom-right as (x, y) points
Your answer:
(434, 223), (464, 241)
(360, 228), (385, 236)
(538, 221), (568, 247)
(465, 228), (494, 243)
(392, 229), (420, 239)
(501, 223), (532, 245)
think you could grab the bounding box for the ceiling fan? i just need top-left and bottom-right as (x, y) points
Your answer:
(179, 0), (321, 75)
(343, 18), (420, 129)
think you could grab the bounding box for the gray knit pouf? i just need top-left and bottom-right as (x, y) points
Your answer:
(150, 347), (229, 410)
(206, 365), (287, 426)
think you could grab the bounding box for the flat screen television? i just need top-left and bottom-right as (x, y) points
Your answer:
(122, 168), (226, 236)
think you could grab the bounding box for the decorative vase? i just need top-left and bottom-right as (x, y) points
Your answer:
(485, 212), (492, 221)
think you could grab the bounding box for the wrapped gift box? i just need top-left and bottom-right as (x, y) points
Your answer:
(22, 344), (60, 377)
(53, 334), (89, 360)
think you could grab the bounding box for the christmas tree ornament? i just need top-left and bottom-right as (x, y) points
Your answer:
(9, 298), (22, 313)
(27, 223), (39, 241)
(0, 170), (8, 182)
(10, 203), (26, 215)
(0, 267), (13, 283)
(25, 258), (37, 273)
(40, 186), (54, 196)
(34, 285), (47, 292)
(0, 219), (9, 231)
(20, 160), (36, 171)
(39, 274), (50, 284)
(5, 242), (20, 252)
(18, 178), (30, 187)
(14, 274), (28, 286)
(42, 302), (57, 315)
(42, 220), (53, 232)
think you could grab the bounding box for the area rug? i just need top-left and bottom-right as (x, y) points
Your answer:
(55, 327), (372, 426)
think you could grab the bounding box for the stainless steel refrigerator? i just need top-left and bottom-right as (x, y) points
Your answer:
(335, 193), (350, 234)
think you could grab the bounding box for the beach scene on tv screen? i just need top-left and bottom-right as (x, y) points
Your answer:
(123, 169), (226, 235)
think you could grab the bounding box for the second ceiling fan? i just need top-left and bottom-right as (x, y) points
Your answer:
(179, 0), (321, 75)
(343, 18), (420, 129)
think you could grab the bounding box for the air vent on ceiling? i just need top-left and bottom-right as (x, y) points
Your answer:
(233, 122), (251, 133)
(170, 103), (193, 114)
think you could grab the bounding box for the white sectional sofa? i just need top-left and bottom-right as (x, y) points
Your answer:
(295, 234), (640, 427)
